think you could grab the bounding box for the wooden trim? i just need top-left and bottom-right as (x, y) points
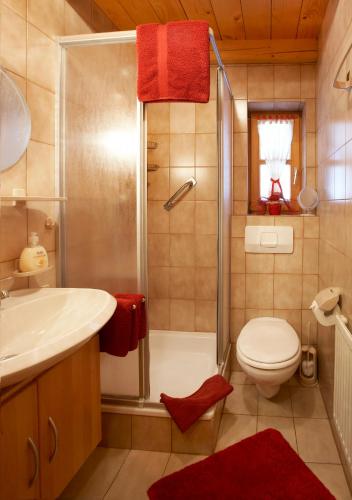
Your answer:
(249, 112), (302, 214)
(211, 39), (318, 64)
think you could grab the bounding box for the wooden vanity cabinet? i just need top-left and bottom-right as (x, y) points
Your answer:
(0, 383), (40, 500)
(0, 336), (101, 500)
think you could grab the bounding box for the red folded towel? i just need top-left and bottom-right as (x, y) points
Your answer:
(160, 375), (233, 432)
(148, 429), (335, 499)
(99, 293), (146, 357)
(137, 20), (210, 103)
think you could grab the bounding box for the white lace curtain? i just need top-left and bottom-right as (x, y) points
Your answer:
(257, 119), (294, 183)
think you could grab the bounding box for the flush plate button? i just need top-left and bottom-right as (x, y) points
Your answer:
(245, 226), (293, 254)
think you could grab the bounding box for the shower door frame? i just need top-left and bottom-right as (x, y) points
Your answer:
(57, 31), (150, 400)
(57, 29), (233, 405)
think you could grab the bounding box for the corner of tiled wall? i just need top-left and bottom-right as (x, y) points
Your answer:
(0, 0), (93, 288)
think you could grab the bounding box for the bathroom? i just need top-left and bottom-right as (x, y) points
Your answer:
(0, 0), (352, 498)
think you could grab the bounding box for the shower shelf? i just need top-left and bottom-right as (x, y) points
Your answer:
(0, 196), (66, 206)
(13, 265), (53, 278)
(147, 164), (159, 172)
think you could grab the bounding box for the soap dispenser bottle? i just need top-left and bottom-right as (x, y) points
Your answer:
(19, 232), (49, 272)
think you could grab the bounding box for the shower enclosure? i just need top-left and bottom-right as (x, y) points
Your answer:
(58, 30), (233, 412)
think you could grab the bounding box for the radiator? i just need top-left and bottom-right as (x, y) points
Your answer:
(334, 314), (352, 476)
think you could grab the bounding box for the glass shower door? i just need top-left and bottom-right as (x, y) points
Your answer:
(59, 36), (147, 398)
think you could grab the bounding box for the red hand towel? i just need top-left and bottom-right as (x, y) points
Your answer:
(137, 20), (210, 103)
(99, 294), (146, 357)
(160, 375), (233, 432)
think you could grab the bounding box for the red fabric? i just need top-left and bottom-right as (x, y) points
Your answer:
(137, 20), (210, 103)
(148, 429), (335, 500)
(99, 293), (146, 357)
(160, 375), (233, 433)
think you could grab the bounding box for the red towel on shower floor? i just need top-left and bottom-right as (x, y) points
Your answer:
(99, 293), (146, 357)
(147, 429), (335, 499)
(136, 20), (210, 103)
(160, 375), (233, 432)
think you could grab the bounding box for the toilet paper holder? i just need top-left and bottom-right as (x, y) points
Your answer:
(309, 287), (346, 327)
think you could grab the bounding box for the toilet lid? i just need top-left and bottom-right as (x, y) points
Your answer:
(237, 317), (300, 364)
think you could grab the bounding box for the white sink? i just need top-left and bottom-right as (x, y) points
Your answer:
(0, 288), (116, 388)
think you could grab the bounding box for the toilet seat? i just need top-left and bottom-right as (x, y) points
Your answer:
(237, 317), (300, 370)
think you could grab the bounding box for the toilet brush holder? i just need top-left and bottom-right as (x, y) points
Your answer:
(299, 345), (318, 386)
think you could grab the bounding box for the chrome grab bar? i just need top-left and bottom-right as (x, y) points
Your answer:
(163, 177), (197, 211)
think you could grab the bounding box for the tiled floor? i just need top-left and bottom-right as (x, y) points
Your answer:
(60, 372), (352, 500)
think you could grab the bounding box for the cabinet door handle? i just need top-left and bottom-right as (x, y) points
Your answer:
(27, 437), (39, 487)
(48, 416), (58, 463)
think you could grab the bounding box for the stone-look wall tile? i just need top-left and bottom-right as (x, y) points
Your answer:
(231, 274), (245, 309)
(245, 274), (274, 309)
(247, 65), (274, 99)
(230, 308), (245, 342)
(231, 238), (245, 273)
(0, 5), (27, 76)
(132, 416), (171, 452)
(246, 253), (274, 274)
(301, 65), (316, 98)
(233, 133), (248, 167)
(274, 239), (303, 274)
(274, 65), (300, 99)
(273, 274), (302, 310)
(195, 300), (216, 332)
(303, 239), (319, 274)
(148, 299), (170, 330)
(27, 24), (57, 92)
(233, 100), (248, 132)
(226, 66), (247, 99)
(170, 103), (195, 134)
(231, 216), (246, 237)
(195, 101), (217, 133)
(274, 309), (302, 337)
(170, 267), (195, 299)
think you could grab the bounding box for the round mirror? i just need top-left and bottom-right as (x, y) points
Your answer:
(0, 67), (31, 172)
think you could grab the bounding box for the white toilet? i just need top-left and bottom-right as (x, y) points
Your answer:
(236, 317), (301, 398)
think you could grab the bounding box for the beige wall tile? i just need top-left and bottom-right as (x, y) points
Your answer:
(148, 234), (170, 266)
(301, 309), (317, 344)
(147, 169), (169, 200)
(195, 100), (216, 133)
(132, 416), (171, 452)
(27, 82), (55, 144)
(231, 274), (245, 308)
(195, 300), (216, 332)
(303, 217), (319, 238)
(233, 133), (248, 166)
(148, 134), (169, 167)
(300, 65), (316, 98)
(170, 267), (195, 299)
(195, 267), (217, 300)
(170, 103), (195, 134)
(0, 207), (27, 262)
(149, 267), (170, 299)
(232, 216), (246, 237)
(195, 234), (217, 267)
(274, 216), (303, 238)
(274, 65), (300, 98)
(303, 239), (319, 274)
(195, 134), (217, 167)
(233, 201), (248, 215)
(231, 238), (245, 273)
(27, 141), (55, 196)
(302, 274), (318, 308)
(234, 100), (248, 132)
(148, 299), (170, 330)
(273, 274), (302, 309)
(230, 308), (245, 341)
(170, 299), (195, 331)
(147, 103), (170, 134)
(0, 154), (26, 196)
(226, 66), (247, 99)
(101, 413), (131, 449)
(195, 201), (217, 235)
(170, 234), (195, 267)
(245, 309), (274, 321)
(248, 65), (274, 99)
(170, 134), (195, 166)
(0, 5), (27, 76)
(274, 309), (302, 337)
(3, 0), (26, 18)
(170, 201), (195, 234)
(170, 167), (195, 200)
(245, 274), (274, 309)
(233, 167), (248, 201)
(148, 201), (169, 234)
(247, 215), (274, 226)
(246, 253), (274, 274)
(28, 0), (65, 39)
(274, 239), (303, 274)
(27, 25), (57, 92)
(195, 167), (217, 201)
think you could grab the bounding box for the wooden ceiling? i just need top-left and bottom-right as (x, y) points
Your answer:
(69, 0), (330, 63)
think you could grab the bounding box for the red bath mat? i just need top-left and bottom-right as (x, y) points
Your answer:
(148, 429), (335, 499)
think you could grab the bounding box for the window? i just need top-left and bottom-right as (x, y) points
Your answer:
(249, 112), (301, 214)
